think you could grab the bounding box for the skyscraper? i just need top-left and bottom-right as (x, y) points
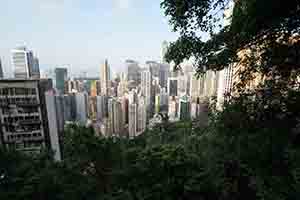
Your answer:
(159, 63), (169, 88)
(190, 74), (203, 101)
(11, 46), (39, 79)
(100, 59), (110, 95)
(141, 67), (153, 119)
(75, 92), (88, 124)
(178, 75), (188, 95)
(168, 77), (178, 97)
(146, 61), (160, 77)
(32, 57), (40, 78)
(137, 96), (147, 134)
(126, 60), (141, 85)
(204, 70), (219, 97)
(113, 99), (123, 136)
(179, 94), (191, 121)
(128, 103), (138, 138)
(96, 95), (108, 121)
(55, 68), (68, 94)
(161, 40), (169, 63)
(90, 80), (98, 97)
(107, 98), (114, 136)
(168, 97), (178, 121)
(12, 46), (32, 78)
(159, 88), (169, 112)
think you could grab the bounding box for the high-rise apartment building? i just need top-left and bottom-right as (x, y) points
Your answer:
(178, 75), (189, 96)
(168, 97), (178, 121)
(179, 94), (191, 121)
(55, 68), (68, 94)
(159, 88), (169, 112)
(0, 79), (61, 160)
(11, 46), (39, 79)
(121, 95), (129, 125)
(168, 77), (178, 97)
(141, 68), (153, 119)
(107, 98), (124, 136)
(75, 92), (88, 124)
(128, 103), (138, 138)
(100, 59), (110, 96)
(203, 70), (219, 97)
(96, 95), (108, 121)
(137, 96), (147, 134)
(113, 99), (123, 136)
(159, 63), (169, 88)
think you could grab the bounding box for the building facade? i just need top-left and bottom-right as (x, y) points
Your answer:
(55, 68), (68, 94)
(11, 46), (39, 79)
(0, 79), (61, 160)
(100, 59), (110, 96)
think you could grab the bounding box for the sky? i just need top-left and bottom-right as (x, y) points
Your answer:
(0, 0), (179, 77)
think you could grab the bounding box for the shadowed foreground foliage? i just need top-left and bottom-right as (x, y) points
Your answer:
(1, 97), (300, 200)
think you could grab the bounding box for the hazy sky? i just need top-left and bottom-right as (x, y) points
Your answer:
(0, 0), (179, 77)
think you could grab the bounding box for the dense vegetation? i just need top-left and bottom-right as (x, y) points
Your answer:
(1, 0), (300, 199)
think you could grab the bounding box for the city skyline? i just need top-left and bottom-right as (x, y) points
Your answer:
(0, 0), (180, 77)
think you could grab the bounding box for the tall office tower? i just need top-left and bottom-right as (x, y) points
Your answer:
(161, 40), (169, 63)
(100, 59), (110, 95)
(179, 94), (191, 121)
(128, 103), (138, 137)
(146, 61), (160, 77)
(126, 60), (141, 85)
(75, 92), (88, 124)
(159, 63), (169, 88)
(0, 58), (4, 78)
(137, 96), (147, 134)
(31, 57), (40, 78)
(0, 79), (61, 160)
(168, 77), (178, 97)
(11, 46), (34, 78)
(141, 68), (153, 119)
(217, 65), (234, 109)
(55, 68), (68, 94)
(160, 88), (169, 112)
(168, 97), (178, 121)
